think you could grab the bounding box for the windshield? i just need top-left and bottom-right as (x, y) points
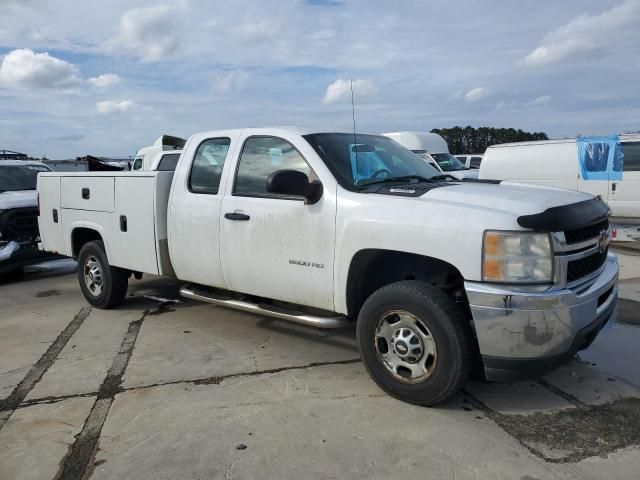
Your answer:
(0, 164), (50, 192)
(430, 153), (466, 172)
(303, 133), (442, 190)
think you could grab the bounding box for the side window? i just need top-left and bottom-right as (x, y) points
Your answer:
(234, 137), (311, 196)
(470, 157), (482, 168)
(622, 142), (640, 172)
(133, 158), (143, 171)
(157, 153), (180, 172)
(189, 138), (231, 194)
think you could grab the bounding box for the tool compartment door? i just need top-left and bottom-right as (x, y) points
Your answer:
(109, 176), (159, 274)
(61, 176), (115, 212)
(37, 175), (66, 254)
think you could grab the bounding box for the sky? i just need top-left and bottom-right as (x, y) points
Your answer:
(0, 0), (638, 158)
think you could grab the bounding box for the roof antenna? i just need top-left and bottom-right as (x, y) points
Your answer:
(350, 79), (360, 181)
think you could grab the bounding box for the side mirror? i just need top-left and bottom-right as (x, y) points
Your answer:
(266, 169), (323, 204)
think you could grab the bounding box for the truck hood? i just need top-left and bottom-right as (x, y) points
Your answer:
(423, 181), (593, 217)
(0, 190), (38, 210)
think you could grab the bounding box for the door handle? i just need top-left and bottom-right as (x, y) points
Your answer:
(612, 183), (617, 192)
(224, 212), (250, 221)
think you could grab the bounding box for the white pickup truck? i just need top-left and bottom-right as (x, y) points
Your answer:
(37, 127), (619, 405)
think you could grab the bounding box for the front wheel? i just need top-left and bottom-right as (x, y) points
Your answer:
(356, 281), (472, 406)
(77, 240), (128, 309)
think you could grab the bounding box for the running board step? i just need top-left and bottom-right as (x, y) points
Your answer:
(179, 284), (351, 329)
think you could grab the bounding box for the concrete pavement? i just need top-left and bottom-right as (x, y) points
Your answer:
(1, 252), (640, 479)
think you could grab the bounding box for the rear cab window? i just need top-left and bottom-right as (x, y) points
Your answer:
(157, 153), (180, 171)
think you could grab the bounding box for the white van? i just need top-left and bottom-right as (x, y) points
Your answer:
(382, 131), (478, 180)
(479, 134), (640, 221)
(133, 134), (185, 171)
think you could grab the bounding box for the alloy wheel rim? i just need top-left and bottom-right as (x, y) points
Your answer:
(84, 256), (103, 296)
(373, 310), (437, 383)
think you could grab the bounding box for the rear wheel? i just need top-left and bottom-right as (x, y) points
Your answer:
(356, 281), (472, 406)
(77, 240), (128, 308)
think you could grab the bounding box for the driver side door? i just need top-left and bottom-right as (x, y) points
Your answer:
(220, 135), (336, 310)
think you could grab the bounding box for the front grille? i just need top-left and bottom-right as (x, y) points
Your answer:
(564, 219), (609, 245)
(567, 250), (608, 283)
(0, 207), (40, 241)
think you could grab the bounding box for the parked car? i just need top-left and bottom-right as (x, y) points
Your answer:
(38, 127), (618, 406)
(133, 134), (185, 171)
(456, 154), (483, 169)
(479, 134), (640, 219)
(1, 160), (59, 273)
(382, 131), (478, 180)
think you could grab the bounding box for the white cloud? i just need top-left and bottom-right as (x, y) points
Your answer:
(0, 48), (81, 90)
(96, 100), (134, 115)
(323, 78), (378, 104)
(528, 94), (552, 106)
(108, 6), (180, 62)
(524, 0), (640, 66)
(212, 70), (249, 94)
(88, 73), (121, 88)
(464, 86), (489, 102)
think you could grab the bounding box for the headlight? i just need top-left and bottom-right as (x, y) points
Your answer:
(483, 231), (553, 283)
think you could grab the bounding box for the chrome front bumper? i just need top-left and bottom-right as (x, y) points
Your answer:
(465, 253), (618, 381)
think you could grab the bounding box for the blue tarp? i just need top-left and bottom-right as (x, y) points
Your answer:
(577, 135), (623, 181)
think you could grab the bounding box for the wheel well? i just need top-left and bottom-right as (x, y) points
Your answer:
(346, 249), (468, 319)
(71, 228), (103, 259)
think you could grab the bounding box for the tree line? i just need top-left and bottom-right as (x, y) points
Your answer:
(430, 126), (549, 155)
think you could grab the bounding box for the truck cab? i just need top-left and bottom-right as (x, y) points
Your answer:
(133, 151), (182, 172)
(133, 134), (185, 171)
(37, 127), (618, 406)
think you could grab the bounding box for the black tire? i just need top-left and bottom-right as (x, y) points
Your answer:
(356, 281), (472, 406)
(77, 240), (128, 309)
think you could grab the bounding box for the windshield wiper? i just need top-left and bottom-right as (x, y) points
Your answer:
(430, 174), (458, 181)
(357, 175), (434, 188)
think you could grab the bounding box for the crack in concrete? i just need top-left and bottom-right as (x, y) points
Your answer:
(0, 307), (92, 430)
(18, 391), (99, 409)
(55, 309), (149, 480)
(536, 378), (587, 407)
(18, 358), (364, 406)
(168, 358), (363, 389)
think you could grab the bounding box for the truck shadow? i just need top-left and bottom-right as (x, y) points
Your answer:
(254, 317), (358, 353)
(0, 258), (77, 286)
